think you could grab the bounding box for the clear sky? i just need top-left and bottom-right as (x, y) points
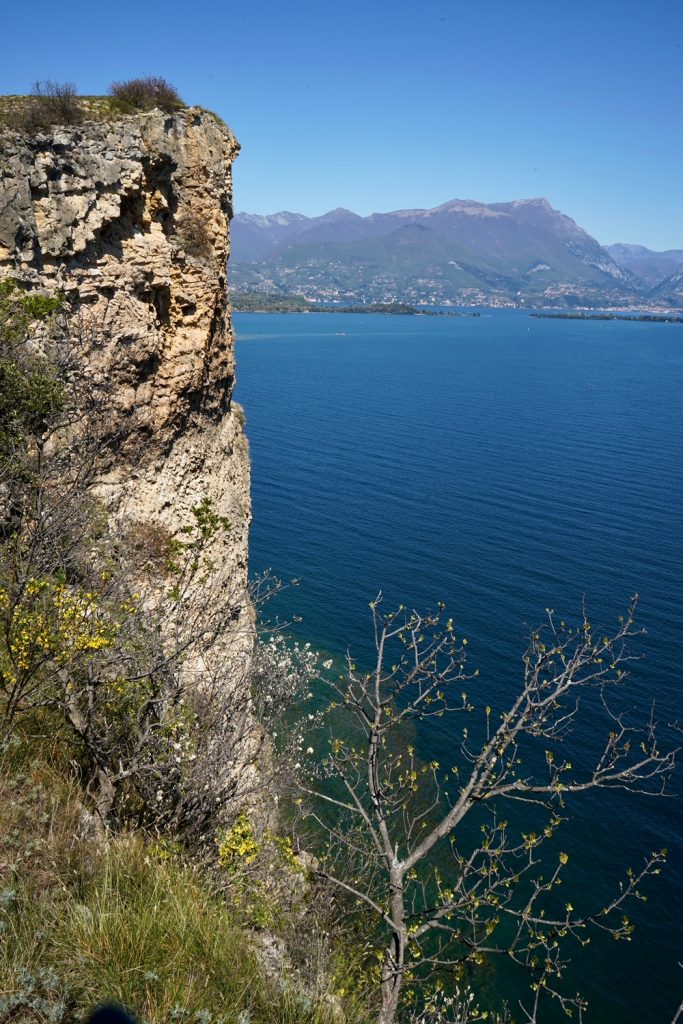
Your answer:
(1, 0), (681, 249)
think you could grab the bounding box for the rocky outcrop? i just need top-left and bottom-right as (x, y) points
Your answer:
(0, 105), (251, 663)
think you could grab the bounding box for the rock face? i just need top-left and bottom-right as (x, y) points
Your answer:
(0, 106), (251, 662)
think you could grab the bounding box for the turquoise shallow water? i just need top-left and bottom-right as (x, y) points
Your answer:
(235, 310), (683, 1022)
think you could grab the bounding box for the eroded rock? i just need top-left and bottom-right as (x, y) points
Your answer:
(0, 104), (252, 681)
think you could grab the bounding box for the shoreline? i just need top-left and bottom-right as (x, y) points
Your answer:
(232, 304), (683, 322)
(231, 293), (682, 319)
(530, 311), (683, 323)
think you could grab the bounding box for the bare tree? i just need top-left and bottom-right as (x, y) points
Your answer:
(302, 596), (678, 1024)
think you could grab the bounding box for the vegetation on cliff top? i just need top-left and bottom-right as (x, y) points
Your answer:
(0, 77), (185, 132)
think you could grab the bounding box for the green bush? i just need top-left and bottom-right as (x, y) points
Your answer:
(0, 279), (65, 456)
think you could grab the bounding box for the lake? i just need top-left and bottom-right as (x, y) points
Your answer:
(235, 309), (682, 1023)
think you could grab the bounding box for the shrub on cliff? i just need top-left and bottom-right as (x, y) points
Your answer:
(0, 279), (65, 458)
(179, 208), (213, 259)
(6, 81), (84, 132)
(109, 76), (184, 113)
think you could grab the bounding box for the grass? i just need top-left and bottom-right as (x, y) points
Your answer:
(0, 742), (362, 1024)
(0, 95), (188, 132)
(0, 95), (111, 128)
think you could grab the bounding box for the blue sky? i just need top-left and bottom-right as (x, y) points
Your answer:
(1, 0), (681, 248)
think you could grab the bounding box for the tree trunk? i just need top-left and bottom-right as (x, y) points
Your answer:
(378, 968), (403, 1024)
(377, 874), (407, 1024)
(94, 767), (116, 826)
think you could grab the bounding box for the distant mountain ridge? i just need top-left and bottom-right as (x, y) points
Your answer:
(604, 243), (683, 291)
(230, 199), (681, 309)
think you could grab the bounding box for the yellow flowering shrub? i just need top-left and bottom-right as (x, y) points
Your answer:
(215, 814), (309, 929)
(1, 578), (117, 674)
(217, 812), (260, 867)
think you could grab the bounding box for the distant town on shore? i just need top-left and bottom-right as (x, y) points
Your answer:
(229, 200), (683, 311)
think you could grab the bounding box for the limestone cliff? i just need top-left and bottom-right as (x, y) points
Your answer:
(0, 105), (251, 661)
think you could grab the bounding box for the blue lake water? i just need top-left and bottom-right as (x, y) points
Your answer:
(234, 310), (682, 1022)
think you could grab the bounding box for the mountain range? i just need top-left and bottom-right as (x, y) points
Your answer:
(229, 199), (683, 309)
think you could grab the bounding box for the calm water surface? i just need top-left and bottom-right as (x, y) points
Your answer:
(235, 310), (682, 1022)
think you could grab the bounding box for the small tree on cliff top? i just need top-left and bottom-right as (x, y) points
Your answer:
(302, 595), (678, 1024)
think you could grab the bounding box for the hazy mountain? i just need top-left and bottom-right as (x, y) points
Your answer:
(230, 211), (311, 261)
(605, 243), (683, 290)
(649, 268), (683, 307)
(231, 199), (664, 307)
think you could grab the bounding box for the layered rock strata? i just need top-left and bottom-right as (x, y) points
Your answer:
(0, 105), (251, 670)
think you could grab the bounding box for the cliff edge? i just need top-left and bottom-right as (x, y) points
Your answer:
(0, 105), (251, 663)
